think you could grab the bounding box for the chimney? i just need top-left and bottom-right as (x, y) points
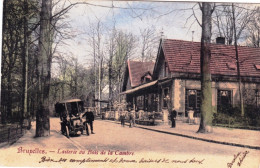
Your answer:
(216, 37), (225, 44)
(160, 28), (164, 39)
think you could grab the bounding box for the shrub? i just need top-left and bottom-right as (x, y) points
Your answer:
(213, 106), (260, 128)
(217, 106), (241, 116)
(245, 105), (260, 119)
(213, 113), (234, 125)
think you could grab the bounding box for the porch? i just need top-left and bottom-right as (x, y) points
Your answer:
(119, 78), (201, 126)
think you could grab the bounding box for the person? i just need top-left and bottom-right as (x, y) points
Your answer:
(169, 107), (177, 128)
(83, 107), (95, 135)
(101, 112), (105, 120)
(120, 112), (125, 127)
(129, 110), (134, 128)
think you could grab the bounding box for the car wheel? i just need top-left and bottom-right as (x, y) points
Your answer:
(66, 126), (70, 138)
(61, 123), (65, 135)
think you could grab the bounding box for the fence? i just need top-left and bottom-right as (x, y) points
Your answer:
(0, 124), (26, 145)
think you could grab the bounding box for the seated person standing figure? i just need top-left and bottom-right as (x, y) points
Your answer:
(129, 110), (134, 128)
(169, 107), (177, 128)
(120, 111), (126, 127)
(83, 107), (95, 135)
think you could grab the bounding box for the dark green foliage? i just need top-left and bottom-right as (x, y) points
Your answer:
(1, 0), (40, 124)
(213, 105), (260, 128)
(217, 106), (241, 116)
(245, 105), (260, 126)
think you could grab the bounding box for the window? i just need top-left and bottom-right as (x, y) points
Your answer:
(163, 88), (169, 108)
(144, 95), (148, 111)
(185, 89), (201, 117)
(256, 90), (260, 107)
(188, 90), (197, 109)
(164, 62), (168, 77)
(217, 90), (232, 108)
(137, 96), (144, 110)
(150, 94), (158, 112)
(141, 74), (152, 84)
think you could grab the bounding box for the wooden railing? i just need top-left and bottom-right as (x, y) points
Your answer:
(0, 124), (26, 146)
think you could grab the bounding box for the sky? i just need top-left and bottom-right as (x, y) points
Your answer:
(53, 0), (259, 70)
(54, 1), (203, 68)
(0, 0), (259, 77)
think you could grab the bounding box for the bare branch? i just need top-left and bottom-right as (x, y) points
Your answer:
(193, 7), (202, 27)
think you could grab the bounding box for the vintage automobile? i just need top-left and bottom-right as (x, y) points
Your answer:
(55, 99), (85, 138)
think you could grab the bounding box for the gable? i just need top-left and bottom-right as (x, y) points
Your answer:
(153, 42), (171, 80)
(122, 60), (155, 91)
(122, 65), (129, 92)
(128, 61), (154, 87)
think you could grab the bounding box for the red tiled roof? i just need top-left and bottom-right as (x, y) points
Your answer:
(162, 39), (260, 77)
(128, 61), (154, 87)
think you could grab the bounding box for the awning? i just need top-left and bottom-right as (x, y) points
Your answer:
(93, 99), (109, 103)
(120, 80), (158, 95)
(158, 78), (172, 86)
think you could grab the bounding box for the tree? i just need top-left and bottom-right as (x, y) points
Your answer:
(1, 0), (123, 125)
(197, 2), (215, 133)
(106, 26), (117, 102)
(139, 27), (159, 62)
(1, 0), (39, 124)
(22, 0), (30, 127)
(50, 53), (94, 105)
(86, 20), (105, 113)
(212, 4), (256, 45)
(232, 3), (244, 117)
(245, 7), (260, 47)
(1, 0), (22, 123)
(113, 31), (136, 100)
(102, 28), (137, 103)
(35, 0), (52, 137)
(213, 4), (257, 117)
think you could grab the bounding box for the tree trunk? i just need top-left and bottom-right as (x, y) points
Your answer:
(108, 41), (114, 102)
(197, 2), (214, 133)
(7, 69), (12, 121)
(36, 0), (52, 137)
(75, 59), (78, 96)
(93, 34), (97, 102)
(62, 65), (66, 99)
(1, 0), (7, 124)
(108, 60), (113, 101)
(98, 57), (102, 115)
(22, 0), (29, 127)
(232, 4), (244, 117)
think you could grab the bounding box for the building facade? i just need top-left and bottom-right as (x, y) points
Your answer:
(121, 39), (260, 124)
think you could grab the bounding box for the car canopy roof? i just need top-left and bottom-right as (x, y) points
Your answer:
(59, 99), (83, 103)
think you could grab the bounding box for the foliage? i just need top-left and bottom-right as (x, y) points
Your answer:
(213, 105), (260, 128)
(217, 106), (241, 116)
(1, 0), (40, 123)
(49, 56), (95, 104)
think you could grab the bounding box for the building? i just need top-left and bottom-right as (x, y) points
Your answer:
(121, 60), (155, 111)
(121, 39), (260, 124)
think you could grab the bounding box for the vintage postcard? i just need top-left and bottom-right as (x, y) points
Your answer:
(0, 0), (260, 168)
